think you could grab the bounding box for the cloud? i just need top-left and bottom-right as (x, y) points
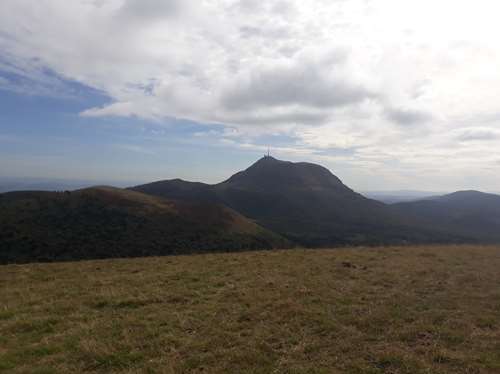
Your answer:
(3, 0), (500, 189)
(217, 108), (329, 127)
(239, 25), (291, 40)
(232, 0), (265, 13)
(117, 0), (186, 22)
(456, 128), (500, 142)
(0, 61), (82, 98)
(221, 60), (375, 111)
(384, 107), (433, 126)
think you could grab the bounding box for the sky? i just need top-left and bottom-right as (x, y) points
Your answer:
(1, 0), (500, 191)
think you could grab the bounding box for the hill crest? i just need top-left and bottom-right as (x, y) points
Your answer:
(0, 186), (290, 263)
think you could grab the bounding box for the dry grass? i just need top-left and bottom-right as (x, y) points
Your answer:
(1, 245), (500, 373)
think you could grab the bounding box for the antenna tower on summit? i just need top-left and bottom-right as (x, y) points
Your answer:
(267, 147), (270, 157)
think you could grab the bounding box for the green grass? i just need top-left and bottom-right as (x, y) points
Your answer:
(1, 245), (500, 373)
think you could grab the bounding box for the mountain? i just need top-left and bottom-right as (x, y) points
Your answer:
(3, 158), (497, 265)
(132, 157), (463, 246)
(0, 186), (290, 264)
(391, 190), (500, 242)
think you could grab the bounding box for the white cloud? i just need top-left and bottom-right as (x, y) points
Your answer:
(455, 127), (500, 142)
(117, 0), (185, 21)
(221, 57), (375, 111)
(384, 107), (433, 126)
(2, 0), (500, 189)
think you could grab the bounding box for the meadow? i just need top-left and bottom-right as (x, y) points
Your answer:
(1, 245), (500, 373)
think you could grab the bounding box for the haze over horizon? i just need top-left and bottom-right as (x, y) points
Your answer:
(2, 0), (500, 192)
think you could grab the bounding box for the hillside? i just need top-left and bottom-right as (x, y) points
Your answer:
(132, 157), (468, 246)
(0, 186), (290, 264)
(392, 190), (500, 242)
(2, 245), (500, 373)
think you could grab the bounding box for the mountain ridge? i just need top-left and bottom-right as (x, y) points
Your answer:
(391, 190), (500, 242)
(3, 157), (500, 264)
(131, 157), (473, 246)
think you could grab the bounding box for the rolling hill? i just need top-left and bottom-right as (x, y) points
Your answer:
(391, 190), (500, 242)
(0, 186), (290, 264)
(132, 156), (465, 246)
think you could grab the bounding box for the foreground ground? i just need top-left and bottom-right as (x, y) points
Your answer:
(1, 246), (500, 373)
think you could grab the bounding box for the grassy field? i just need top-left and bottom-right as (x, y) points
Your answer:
(1, 245), (500, 373)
